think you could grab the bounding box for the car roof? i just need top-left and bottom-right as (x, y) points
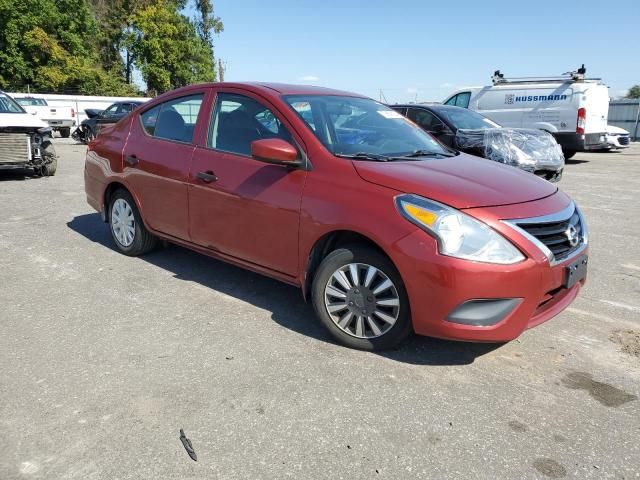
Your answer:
(392, 103), (469, 113)
(155, 82), (367, 99)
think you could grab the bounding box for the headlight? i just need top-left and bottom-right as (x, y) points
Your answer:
(396, 194), (525, 264)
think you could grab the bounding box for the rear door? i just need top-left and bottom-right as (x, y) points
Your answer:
(122, 91), (208, 241)
(582, 84), (609, 134)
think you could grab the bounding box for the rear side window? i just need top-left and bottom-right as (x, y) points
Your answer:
(390, 106), (407, 116)
(140, 94), (204, 143)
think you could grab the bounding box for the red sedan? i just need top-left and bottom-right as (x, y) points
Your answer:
(84, 82), (588, 350)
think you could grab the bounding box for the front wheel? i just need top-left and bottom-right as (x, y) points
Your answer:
(311, 245), (412, 350)
(108, 190), (157, 256)
(40, 142), (57, 176)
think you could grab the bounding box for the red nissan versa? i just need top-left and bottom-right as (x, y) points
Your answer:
(84, 83), (588, 350)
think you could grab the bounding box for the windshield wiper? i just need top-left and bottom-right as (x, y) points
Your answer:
(393, 149), (457, 159)
(334, 152), (389, 162)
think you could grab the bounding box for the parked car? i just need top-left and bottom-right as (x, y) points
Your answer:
(391, 104), (564, 182)
(14, 96), (76, 138)
(0, 91), (57, 176)
(84, 83), (588, 350)
(603, 125), (631, 150)
(73, 100), (146, 143)
(443, 65), (609, 159)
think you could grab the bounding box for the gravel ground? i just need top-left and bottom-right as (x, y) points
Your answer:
(1, 140), (639, 479)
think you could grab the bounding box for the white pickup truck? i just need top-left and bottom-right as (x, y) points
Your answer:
(14, 96), (76, 138)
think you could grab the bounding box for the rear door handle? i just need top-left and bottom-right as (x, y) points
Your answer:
(196, 170), (218, 183)
(125, 154), (139, 166)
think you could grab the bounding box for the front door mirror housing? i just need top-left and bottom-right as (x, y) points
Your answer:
(251, 138), (301, 167)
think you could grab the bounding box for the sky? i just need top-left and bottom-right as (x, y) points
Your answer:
(195, 0), (639, 103)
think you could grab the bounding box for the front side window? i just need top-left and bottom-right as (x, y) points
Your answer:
(141, 94), (203, 143)
(284, 95), (447, 158)
(444, 95), (457, 106)
(103, 104), (119, 116)
(121, 103), (136, 113)
(0, 93), (26, 113)
(455, 92), (471, 108)
(407, 108), (442, 131)
(209, 93), (294, 156)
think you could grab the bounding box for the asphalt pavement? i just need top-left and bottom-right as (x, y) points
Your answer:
(1, 139), (639, 479)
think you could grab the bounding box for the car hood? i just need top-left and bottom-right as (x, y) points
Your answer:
(0, 112), (48, 129)
(352, 152), (558, 209)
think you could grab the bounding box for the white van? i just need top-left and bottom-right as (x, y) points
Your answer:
(443, 66), (609, 158)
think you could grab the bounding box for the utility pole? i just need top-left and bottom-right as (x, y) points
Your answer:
(218, 59), (227, 82)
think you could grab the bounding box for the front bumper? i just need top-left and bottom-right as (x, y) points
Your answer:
(392, 193), (586, 342)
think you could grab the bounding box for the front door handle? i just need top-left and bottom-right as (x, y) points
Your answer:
(196, 170), (218, 183)
(125, 154), (139, 166)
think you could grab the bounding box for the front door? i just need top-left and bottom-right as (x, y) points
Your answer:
(188, 90), (307, 276)
(123, 93), (206, 241)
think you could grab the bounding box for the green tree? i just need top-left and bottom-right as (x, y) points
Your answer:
(626, 85), (640, 99)
(193, 0), (224, 45)
(130, 1), (218, 94)
(0, 0), (138, 94)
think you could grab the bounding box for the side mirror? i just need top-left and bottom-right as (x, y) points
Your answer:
(251, 139), (301, 167)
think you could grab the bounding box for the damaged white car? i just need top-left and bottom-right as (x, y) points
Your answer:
(0, 91), (57, 176)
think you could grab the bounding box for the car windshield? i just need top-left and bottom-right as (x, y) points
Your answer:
(16, 98), (47, 106)
(284, 95), (448, 159)
(435, 108), (500, 130)
(0, 93), (26, 113)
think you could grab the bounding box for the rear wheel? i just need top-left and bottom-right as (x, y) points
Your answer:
(108, 189), (157, 256)
(562, 150), (576, 160)
(311, 245), (412, 350)
(59, 128), (71, 138)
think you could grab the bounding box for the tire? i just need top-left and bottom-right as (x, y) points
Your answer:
(311, 245), (412, 350)
(40, 142), (57, 176)
(108, 189), (157, 256)
(562, 150), (576, 160)
(60, 128), (71, 138)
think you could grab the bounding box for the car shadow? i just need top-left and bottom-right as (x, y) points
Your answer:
(0, 168), (36, 181)
(565, 159), (589, 165)
(67, 213), (503, 366)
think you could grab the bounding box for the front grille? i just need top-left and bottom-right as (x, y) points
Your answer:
(0, 133), (31, 164)
(516, 207), (583, 262)
(618, 136), (630, 146)
(585, 133), (604, 146)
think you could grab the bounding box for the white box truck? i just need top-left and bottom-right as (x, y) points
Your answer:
(443, 66), (609, 159)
